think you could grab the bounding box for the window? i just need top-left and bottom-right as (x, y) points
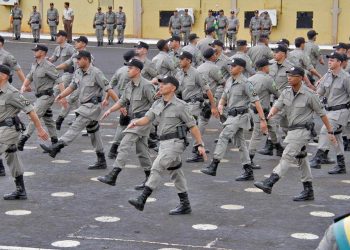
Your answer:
(244, 11), (255, 28)
(296, 11), (313, 28)
(159, 11), (174, 27)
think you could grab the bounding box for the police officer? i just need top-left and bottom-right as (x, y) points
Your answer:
(17, 45), (62, 151)
(128, 76), (207, 215)
(47, 3), (59, 41)
(93, 7), (106, 47)
(230, 40), (256, 77)
(168, 35), (182, 70)
(105, 6), (117, 45)
(305, 30), (324, 69)
(0, 65), (49, 200)
(227, 10), (239, 50)
(116, 6), (126, 44)
(40, 51), (119, 170)
(254, 67), (336, 201)
(260, 11), (272, 36)
(247, 34), (273, 67)
(98, 59), (156, 190)
(197, 27), (216, 55)
(182, 33), (204, 68)
(152, 39), (177, 77)
(211, 40), (231, 80)
(134, 41), (158, 81)
(28, 6), (41, 43)
(11, 2), (23, 40)
(216, 10), (228, 45)
(249, 10), (261, 46)
(310, 52), (350, 174)
(204, 10), (215, 34)
(201, 58), (268, 180)
(169, 10), (181, 36)
(180, 9), (192, 46)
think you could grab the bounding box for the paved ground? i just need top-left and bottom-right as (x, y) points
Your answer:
(0, 38), (349, 250)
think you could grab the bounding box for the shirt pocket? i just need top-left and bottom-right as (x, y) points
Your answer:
(294, 101), (306, 115)
(0, 99), (6, 113)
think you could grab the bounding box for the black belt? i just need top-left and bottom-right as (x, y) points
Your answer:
(228, 107), (249, 117)
(13, 17), (22, 20)
(95, 23), (104, 25)
(31, 21), (39, 24)
(81, 96), (102, 105)
(48, 18), (57, 21)
(183, 25), (191, 28)
(172, 26), (181, 29)
(263, 28), (271, 30)
(184, 96), (204, 103)
(35, 89), (54, 98)
(218, 26), (226, 29)
(159, 132), (179, 141)
(252, 28), (260, 30)
(325, 103), (350, 111)
(117, 23), (124, 25)
(0, 116), (25, 131)
(132, 111), (147, 119)
(107, 22), (115, 24)
(228, 28), (237, 31)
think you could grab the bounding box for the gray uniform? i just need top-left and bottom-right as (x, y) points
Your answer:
(145, 95), (197, 193)
(93, 12), (105, 43)
(249, 16), (261, 46)
(272, 85), (326, 182)
(269, 59), (294, 93)
(0, 82), (33, 177)
(261, 17), (272, 36)
(216, 53), (231, 81)
(305, 40), (322, 68)
(0, 48), (21, 77)
(105, 11), (117, 43)
(24, 59), (61, 139)
(247, 43), (273, 67)
(317, 69), (350, 156)
(116, 11), (126, 43)
(169, 48), (182, 72)
(214, 74), (259, 164)
(28, 11), (41, 41)
(47, 8), (59, 39)
(114, 77), (155, 171)
(248, 72), (279, 154)
(197, 36), (215, 55)
(227, 17), (239, 48)
(230, 51), (256, 77)
(60, 65), (111, 153)
(11, 7), (23, 39)
(182, 43), (204, 68)
(141, 58), (158, 81)
(288, 48), (314, 74)
(204, 16), (216, 31)
(217, 15), (228, 44)
(180, 15), (192, 45)
(169, 15), (181, 36)
(51, 42), (75, 87)
(152, 51), (177, 77)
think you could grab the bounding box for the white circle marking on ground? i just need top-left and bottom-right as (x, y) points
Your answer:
(23, 172), (35, 177)
(51, 240), (81, 247)
(330, 195), (350, 200)
(95, 216), (120, 222)
(264, 174), (270, 178)
(23, 146), (37, 150)
(125, 164), (139, 169)
(192, 169), (202, 173)
(341, 180), (350, 184)
(230, 148), (239, 152)
(245, 188), (263, 193)
(291, 233), (319, 240)
(90, 177), (99, 182)
(104, 134), (114, 137)
(81, 149), (95, 153)
(164, 182), (175, 187)
(192, 224), (218, 230)
(5, 210), (31, 216)
(221, 159), (229, 163)
(310, 211), (335, 218)
(51, 160), (71, 164)
(146, 197), (157, 203)
(221, 204), (245, 210)
(51, 192), (74, 197)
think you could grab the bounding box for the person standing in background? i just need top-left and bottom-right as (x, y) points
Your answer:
(63, 2), (74, 43)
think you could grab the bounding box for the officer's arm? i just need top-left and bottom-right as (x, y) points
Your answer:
(254, 100), (267, 120)
(28, 111), (49, 141)
(21, 78), (32, 92)
(57, 86), (74, 99)
(106, 88), (119, 102)
(16, 68), (26, 83)
(189, 126), (207, 160)
(129, 116), (151, 128)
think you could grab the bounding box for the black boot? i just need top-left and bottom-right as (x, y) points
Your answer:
(128, 186), (153, 211)
(274, 142), (284, 157)
(39, 140), (65, 158)
(328, 155), (346, 174)
(17, 135), (29, 151)
(0, 159), (5, 176)
(4, 175), (27, 200)
(135, 170), (151, 190)
(254, 173), (280, 194)
(97, 167), (122, 186)
(186, 152), (204, 163)
(343, 136), (349, 151)
(43, 137), (59, 153)
(169, 192), (192, 215)
(88, 152), (107, 170)
(108, 142), (119, 159)
(309, 149), (325, 169)
(257, 139), (273, 156)
(250, 154), (261, 169)
(235, 164), (254, 181)
(201, 159), (220, 176)
(55, 116), (65, 130)
(293, 181), (314, 201)
(321, 150), (335, 164)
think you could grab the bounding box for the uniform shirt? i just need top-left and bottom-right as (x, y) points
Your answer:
(249, 16), (261, 31)
(247, 42), (273, 66)
(168, 47), (182, 70)
(288, 48), (314, 71)
(197, 60), (225, 95)
(51, 42), (75, 64)
(141, 58), (158, 81)
(119, 76), (155, 115)
(152, 51), (177, 77)
(63, 50), (94, 71)
(105, 11), (116, 24)
(222, 74), (259, 108)
(176, 66), (210, 101)
(47, 8), (59, 26)
(181, 15), (192, 28)
(230, 51), (256, 77)
(0, 48), (21, 73)
(11, 7), (23, 19)
(94, 12), (105, 26)
(169, 15), (181, 29)
(269, 59), (294, 93)
(304, 40), (322, 68)
(274, 85), (326, 127)
(26, 59), (61, 93)
(145, 95), (196, 136)
(248, 71), (278, 109)
(29, 11), (41, 26)
(217, 15), (228, 29)
(205, 16), (216, 29)
(63, 8), (74, 20)
(228, 17), (239, 31)
(116, 11), (126, 25)
(110, 65), (129, 97)
(215, 53), (231, 80)
(182, 43), (204, 67)
(197, 36), (215, 55)
(261, 17), (272, 30)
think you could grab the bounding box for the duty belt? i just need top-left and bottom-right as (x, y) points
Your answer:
(159, 132), (179, 141)
(183, 25), (191, 28)
(95, 23), (104, 25)
(132, 111), (147, 119)
(184, 96), (204, 103)
(172, 26), (181, 29)
(0, 116), (25, 131)
(31, 21), (39, 24)
(35, 89), (54, 98)
(13, 17), (22, 20)
(81, 96), (102, 105)
(228, 107), (249, 117)
(263, 28), (271, 30)
(48, 18), (57, 21)
(228, 28), (237, 31)
(218, 26), (226, 29)
(325, 102), (350, 111)
(107, 22), (115, 24)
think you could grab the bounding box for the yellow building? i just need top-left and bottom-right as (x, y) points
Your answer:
(0, 0), (348, 45)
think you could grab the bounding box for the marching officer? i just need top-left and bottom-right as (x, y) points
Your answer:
(197, 27), (216, 55)
(93, 7), (106, 47)
(128, 75), (207, 215)
(227, 10), (239, 50)
(116, 6), (126, 44)
(247, 34), (273, 67)
(28, 6), (42, 43)
(0, 65), (49, 200)
(216, 10), (228, 44)
(105, 6), (117, 45)
(260, 11), (272, 36)
(134, 41), (158, 81)
(230, 40), (256, 77)
(180, 9), (192, 46)
(168, 10), (181, 36)
(254, 67), (336, 201)
(182, 33), (204, 68)
(11, 2), (23, 40)
(249, 10), (261, 46)
(152, 39), (177, 77)
(47, 3), (59, 41)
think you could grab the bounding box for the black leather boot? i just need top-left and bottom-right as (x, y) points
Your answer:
(328, 155), (346, 174)
(293, 181), (314, 201)
(4, 175), (27, 200)
(235, 164), (254, 181)
(97, 167), (122, 186)
(55, 116), (65, 130)
(250, 154), (261, 169)
(309, 149), (325, 169)
(135, 170), (151, 190)
(254, 173), (280, 194)
(17, 134), (29, 151)
(169, 192), (192, 215)
(274, 142), (284, 157)
(43, 137), (59, 153)
(343, 136), (349, 151)
(257, 139), (273, 156)
(88, 152), (107, 170)
(321, 150), (335, 164)
(128, 186), (153, 211)
(201, 159), (220, 176)
(39, 140), (65, 158)
(107, 142), (119, 159)
(0, 159), (5, 176)
(186, 152), (204, 163)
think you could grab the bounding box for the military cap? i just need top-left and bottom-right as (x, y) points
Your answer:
(158, 75), (179, 90)
(229, 58), (246, 68)
(273, 44), (288, 53)
(74, 36), (89, 44)
(286, 67), (305, 77)
(126, 58), (144, 70)
(255, 58), (273, 68)
(76, 50), (92, 60)
(326, 52), (345, 61)
(236, 40), (247, 46)
(56, 30), (67, 37)
(209, 39), (224, 48)
(179, 51), (193, 61)
(169, 35), (181, 42)
(31, 44), (48, 52)
(0, 65), (11, 76)
(188, 33), (199, 41)
(156, 39), (169, 50)
(203, 48), (215, 59)
(134, 41), (149, 50)
(333, 42), (348, 50)
(123, 50), (136, 62)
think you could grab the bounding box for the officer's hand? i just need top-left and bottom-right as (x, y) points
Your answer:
(127, 121), (137, 129)
(151, 77), (159, 85)
(328, 134), (337, 146)
(260, 120), (268, 134)
(55, 94), (62, 102)
(218, 104), (224, 115)
(100, 109), (111, 120)
(120, 107), (128, 116)
(37, 127), (49, 141)
(198, 146), (208, 161)
(101, 99), (109, 107)
(211, 107), (219, 118)
(59, 97), (68, 109)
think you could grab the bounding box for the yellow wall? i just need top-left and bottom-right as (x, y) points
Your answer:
(338, 0), (350, 43)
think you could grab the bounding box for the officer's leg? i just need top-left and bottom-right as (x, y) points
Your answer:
(232, 33), (237, 50)
(37, 28), (40, 41)
(117, 28), (121, 43)
(42, 108), (57, 138)
(95, 29), (99, 45)
(227, 33), (232, 49)
(235, 128), (255, 181)
(249, 120), (264, 169)
(187, 103), (205, 163)
(88, 121), (107, 170)
(31, 27), (35, 41)
(53, 25), (57, 39)
(329, 127), (347, 174)
(60, 115), (90, 145)
(198, 115), (209, 138)
(121, 27), (125, 43)
(108, 124), (126, 159)
(134, 136), (153, 190)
